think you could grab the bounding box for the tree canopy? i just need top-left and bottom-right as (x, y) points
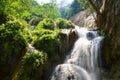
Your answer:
(0, 0), (61, 21)
(59, 0), (82, 19)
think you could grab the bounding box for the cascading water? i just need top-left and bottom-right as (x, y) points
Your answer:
(50, 26), (103, 80)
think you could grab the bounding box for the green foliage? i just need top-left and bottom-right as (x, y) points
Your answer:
(0, 0), (61, 23)
(17, 51), (47, 80)
(22, 51), (47, 70)
(0, 0), (34, 19)
(29, 18), (42, 26)
(55, 18), (75, 29)
(41, 3), (61, 19)
(77, 0), (88, 9)
(70, 0), (82, 16)
(37, 18), (55, 30)
(0, 20), (27, 66)
(34, 18), (75, 30)
(60, 0), (82, 19)
(99, 28), (110, 41)
(100, 29), (106, 37)
(16, 19), (34, 43)
(0, 0), (11, 14)
(60, 7), (72, 19)
(77, 0), (96, 14)
(32, 29), (60, 56)
(0, 20), (27, 45)
(85, 6), (95, 15)
(30, 1), (61, 20)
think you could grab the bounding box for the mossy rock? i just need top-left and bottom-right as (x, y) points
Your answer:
(32, 29), (61, 56)
(17, 51), (48, 80)
(29, 18), (42, 26)
(55, 18), (75, 29)
(0, 20), (27, 79)
(36, 18), (55, 30)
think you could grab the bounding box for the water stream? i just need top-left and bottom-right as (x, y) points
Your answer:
(50, 26), (103, 80)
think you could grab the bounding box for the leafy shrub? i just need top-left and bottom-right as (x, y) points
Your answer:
(32, 29), (60, 56)
(13, 19), (33, 43)
(55, 18), (75, 29)
(22, 51), (47, 71)
(17, 51), (48, 80)
(37, 18), (55, 30)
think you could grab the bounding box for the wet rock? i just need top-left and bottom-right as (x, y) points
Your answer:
(87, 32), (95, 40)
(60, 28), (78, 55)
(86, 31), (98, 40)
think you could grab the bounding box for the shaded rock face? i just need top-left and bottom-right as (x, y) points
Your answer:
(101, 58), (120, 80)
(0, 47), (27, 80)
(60, 28), (78, 55)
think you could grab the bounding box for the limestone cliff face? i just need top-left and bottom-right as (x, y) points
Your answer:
(70, 11), (87, 27)
(84, 13), (98, 30)
(70, 11), (98, 30)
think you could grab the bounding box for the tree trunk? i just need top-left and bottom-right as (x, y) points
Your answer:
(97, 0), (120, 65)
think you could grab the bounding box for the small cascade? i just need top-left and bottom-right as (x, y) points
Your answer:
(50, 26), (103, 80)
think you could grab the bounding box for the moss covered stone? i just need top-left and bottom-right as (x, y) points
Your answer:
(17, 51), (48, 80)
(32, 29), (61, 56)
(0, 20), (27, 79)
(55, 18), (75, 29)
(37, 18), (55, 30)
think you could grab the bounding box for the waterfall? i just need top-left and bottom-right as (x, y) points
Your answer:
(50, 26), (103, 80)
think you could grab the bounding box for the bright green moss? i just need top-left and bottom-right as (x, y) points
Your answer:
(0, 20), (27, 65)
(32, 29), (61, 56)
(17, 51), (48, 80)
(37, 18), (55, 30)
(55, 18), (75, 29)
(22, 51), (47, 70)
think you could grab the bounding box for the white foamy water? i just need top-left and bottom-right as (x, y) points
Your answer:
(51, 26), (103, 80)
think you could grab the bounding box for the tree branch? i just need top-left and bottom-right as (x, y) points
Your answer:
(100, 0), (111, 14)
(95, 0), (100, 9)
(87, 0), (101, 15)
